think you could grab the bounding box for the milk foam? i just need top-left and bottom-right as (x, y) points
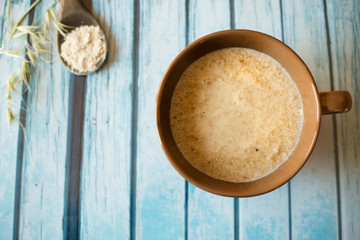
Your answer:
(170, 48), (303, 182)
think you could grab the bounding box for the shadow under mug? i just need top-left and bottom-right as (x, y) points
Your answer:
(156, 30), (352, 197)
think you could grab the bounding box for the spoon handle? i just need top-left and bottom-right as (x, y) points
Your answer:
(61, 0), (85, 17)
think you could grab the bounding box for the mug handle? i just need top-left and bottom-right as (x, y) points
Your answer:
(319, 91), (352, 115)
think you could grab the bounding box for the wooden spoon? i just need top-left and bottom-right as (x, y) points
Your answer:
(57, 0), (108, 75)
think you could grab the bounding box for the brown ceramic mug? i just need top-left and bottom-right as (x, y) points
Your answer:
(156, 30), (352, 197)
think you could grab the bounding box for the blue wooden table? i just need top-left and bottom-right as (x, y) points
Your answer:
(0, 0), (359, 239)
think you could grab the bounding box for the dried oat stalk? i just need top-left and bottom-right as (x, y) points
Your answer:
(2, 0), (67, 129)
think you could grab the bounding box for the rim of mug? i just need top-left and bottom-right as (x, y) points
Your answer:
(156, 29), (321, 197)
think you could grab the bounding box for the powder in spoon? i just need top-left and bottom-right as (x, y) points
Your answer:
(60, 25), (107, 73)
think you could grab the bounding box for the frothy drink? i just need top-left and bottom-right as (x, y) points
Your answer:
(170, 48), (304, 182)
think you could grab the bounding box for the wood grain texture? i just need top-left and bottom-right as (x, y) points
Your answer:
(187, 185), (234, 240)
(136, 0), (186, 239)
(63, 75), (86, 240)
(233, 1), (290, 239)
(187, 1), (234, 239)
(326, 0), (360, 239)
(282, 0), (339, 239)
(234, 0), (282, 37)
(16, 2), (71, 239)
(1, 1), (359, 239)
(80, 0), (133, 239)
(0, 1), (30, 239)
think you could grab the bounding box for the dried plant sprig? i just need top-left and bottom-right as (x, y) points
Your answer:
(9, 0), (42, 38)
(31, 33), (51, 61)
(6, 75), (15, 105)
(0, 48), (25, 59)
(32, 0), (61, 27)
(43, 11), (51, 34)
(18, 61), (31, 90)
(7, 108), (27, 140)
(7, 74), (21, 96)
(7, 108), (17, 127)
(32, 40), (50, 55)
(7, 1), (12, 34)
(4, 0), (63, 128)
(48, 9), (68, 37)
(12, 25), (39, 38)
(25, 43), (38, 67)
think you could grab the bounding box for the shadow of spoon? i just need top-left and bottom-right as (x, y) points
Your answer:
(57, 0), (108, 75)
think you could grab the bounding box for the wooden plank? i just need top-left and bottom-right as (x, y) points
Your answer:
(16, 2), (71, 239)
(234, 0), (282, 36)
(326, 0), (360, 239)
(233, 1), (290, 239)
(186, 1), (234, 239)
(281, 0), (339, 239)
(79, 0), (133, 239)
(0, 1), (31, 239)
(136, 0), (186, 239)
(64, 75), (86, 240)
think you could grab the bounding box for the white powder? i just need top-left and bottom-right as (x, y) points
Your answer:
(60, 25), (107, 73)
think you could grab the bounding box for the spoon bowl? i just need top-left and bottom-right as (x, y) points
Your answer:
(57, 0), (108, 75)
